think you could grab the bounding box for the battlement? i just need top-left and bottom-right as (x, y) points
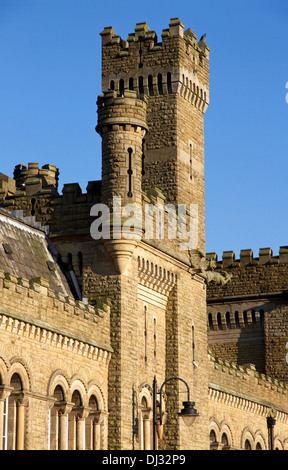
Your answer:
(96, 89), (148, 135)
(100, 17), (209, 58)
(100, 18), (209, 113)
(206, 246), (288, 268)
(13, 162), (59, 193)
(0, 271), (112, 360)
(209, 353), (288, 392)
(209, 353), (288, 420)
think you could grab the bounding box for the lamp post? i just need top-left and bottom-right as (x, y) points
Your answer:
(267, 415), (276, 450)
(152, 376), (198, 450)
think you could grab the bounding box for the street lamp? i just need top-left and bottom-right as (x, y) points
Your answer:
(152, 376), (198, 450)
(267, 414), (276, 450)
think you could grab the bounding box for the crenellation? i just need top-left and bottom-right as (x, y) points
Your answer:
(207, 245), (288, 268)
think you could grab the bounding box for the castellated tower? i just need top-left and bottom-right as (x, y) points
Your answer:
(95, 90), (148, 274)
(100, 17), (210, 252)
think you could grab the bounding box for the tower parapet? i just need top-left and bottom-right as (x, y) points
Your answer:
(13, 162), (59, 194)
(100, 18), (210, 110)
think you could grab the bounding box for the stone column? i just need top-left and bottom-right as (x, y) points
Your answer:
(0, 386), (13, 450)
(15, 395), (29, 450)
(58, 403), (73, 450)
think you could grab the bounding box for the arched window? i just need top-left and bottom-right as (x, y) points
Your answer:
(208, 313), (214, 331)
(129, 77), (134, 90)
(85, 395), (102, 450)
(243, 310), (248, 327)
(245, 439), (252, 450)
(209, 429), (218, 450)
(226, 312), (231, 329)
(139, 76), (144, 96)
(140, 395), (152, 450)
(8, 373), (25, 450)
(49, 385), (67, 450)
(68, 390), (84, 450)
(221, 432), (229, 450)
(235, 311), (240, 328)
(110, 80), (115, 91)
(119, 79), (124, 96)
(217, 312), (222, 330)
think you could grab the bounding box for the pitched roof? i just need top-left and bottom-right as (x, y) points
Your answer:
(0, 208), (73, 296)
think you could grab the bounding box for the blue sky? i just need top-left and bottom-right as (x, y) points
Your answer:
(1, 0), (288, 260)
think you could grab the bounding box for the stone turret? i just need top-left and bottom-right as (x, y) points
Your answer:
(95, 89), (148, 273)
(13, 162), (59, 194)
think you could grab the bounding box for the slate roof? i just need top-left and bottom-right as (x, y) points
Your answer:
(0, 208), (73, 296)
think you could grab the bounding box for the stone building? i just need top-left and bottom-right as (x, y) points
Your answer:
(0, 17), (288, 450)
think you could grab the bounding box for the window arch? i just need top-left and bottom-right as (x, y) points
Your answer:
(221, 432), (229, 450)
(139, 389), (152, 450)
(217, 312), (223, 330)
(119, 79), (124, 96)
(210, 429), (217, 449)
(68, 390), (84, 450)
(85, 395), (102, 450)
(138, 76), (144, 96)
(245, 439), (252, 450)
(7, 373), (25, 450)
(49, 384), (67, 450)
(208, 313), (214, 331)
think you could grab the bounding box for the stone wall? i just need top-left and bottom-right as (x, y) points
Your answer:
(207, 248), (288, 382)
(0, 265), (111, 450)
(209, 354), (288, 449)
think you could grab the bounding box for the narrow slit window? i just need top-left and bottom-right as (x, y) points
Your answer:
(153, 317), (157, 358)
(31, 197), (36, 216)
(157, 73), (163, 95)
(139, 76), (144, 96)
(190, 143), (193, 181)
(110, 80), (115, 90)
(127, 147), (133, 198)
(141, 139), (145, 176)
(192, 325), (195, 363)
(144, 305), (147, 363)
(139, 36), (143, 68)
(148, 75), (153, 96)
(167, 72), (172, 94)
(129, 77), (134, 90)
(119, 79), (124, 96)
